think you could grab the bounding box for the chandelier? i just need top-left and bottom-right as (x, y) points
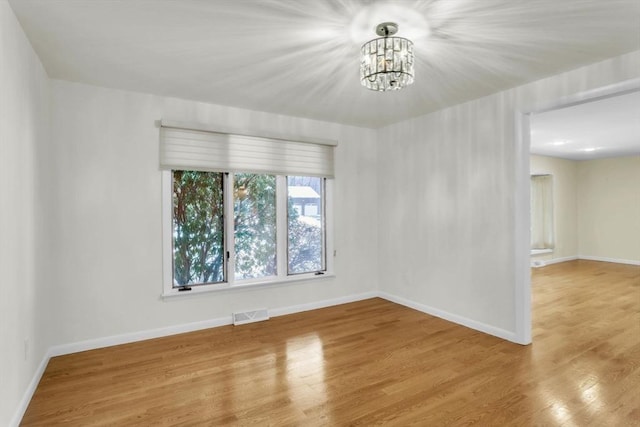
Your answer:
(360, 22), (414, 91)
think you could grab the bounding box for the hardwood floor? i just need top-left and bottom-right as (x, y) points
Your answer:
(21, 260), (640, 426)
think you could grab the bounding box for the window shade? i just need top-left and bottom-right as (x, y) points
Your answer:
(160, 125), (335, 178)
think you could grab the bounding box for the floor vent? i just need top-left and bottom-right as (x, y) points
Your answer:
(233, 308), (269, 325)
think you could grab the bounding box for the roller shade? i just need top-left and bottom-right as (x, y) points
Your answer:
(160, 124), (335, 178)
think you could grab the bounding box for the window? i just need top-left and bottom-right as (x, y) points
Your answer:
(160, 123), (336, 295)
(170, 171), (329, 288)
(234, 173), (277, 280)
(164, 170), (332, 293)
(172, 170), (225, 286)
(530, 174), (554, 250)
(287, 176), (325, 275)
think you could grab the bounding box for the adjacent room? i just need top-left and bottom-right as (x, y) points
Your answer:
(527, 92), (640, 425)
(530, 91), (640, 268)
(1, 0), (639, 425)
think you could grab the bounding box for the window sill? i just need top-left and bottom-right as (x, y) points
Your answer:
(162, 273), (335, 299)
(531, 249), (553, 255)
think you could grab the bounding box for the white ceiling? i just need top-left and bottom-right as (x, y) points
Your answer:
(530, 91), (640, 160)
(9, 0), (640, 128)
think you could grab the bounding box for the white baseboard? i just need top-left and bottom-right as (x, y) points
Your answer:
(9, 349), (51, 427)
(578, 255), (640, 266)
(49, 316), (233, 357)
(12, 291), (377, 425)
(378, 291), (521, 344)
(10, 286), (553, 425)
(269, 291), (378, 317)
(15, 289), (543, 424)
(545, 255), (579, 265)
(531, 255), (639, 267)
(47, 291), (378, 358)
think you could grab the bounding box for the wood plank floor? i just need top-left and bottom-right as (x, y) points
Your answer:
(21, 260), (640, 426)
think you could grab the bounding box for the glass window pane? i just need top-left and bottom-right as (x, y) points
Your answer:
(172, 170), (224, 286)
(287, 176), (325, 275)
(234, 173), (277, 280)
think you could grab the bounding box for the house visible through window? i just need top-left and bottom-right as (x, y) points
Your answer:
(287, 176), (325, 275)
(170, 171), (329, 288)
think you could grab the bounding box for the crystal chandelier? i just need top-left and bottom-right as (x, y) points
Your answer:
(360, 22), (414, 91)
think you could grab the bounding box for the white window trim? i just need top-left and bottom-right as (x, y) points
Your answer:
(530, 248), (553, 256)
(161, 171), (334, 298)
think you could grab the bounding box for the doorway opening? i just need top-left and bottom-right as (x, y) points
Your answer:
(516, 81), (640, 345)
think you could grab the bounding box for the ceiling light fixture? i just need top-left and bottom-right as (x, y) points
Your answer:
(360, 22), (414, 91)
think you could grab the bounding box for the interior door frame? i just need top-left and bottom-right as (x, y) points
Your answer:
(513, 77), (640, 345)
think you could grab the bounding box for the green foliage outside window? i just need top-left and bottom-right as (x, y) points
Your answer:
(234, 173), (277, 279)
(172, 171), (325, 287)
(172, 170), (224, 285)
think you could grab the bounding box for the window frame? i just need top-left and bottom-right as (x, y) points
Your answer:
(286, 176), (327, 276)
(228, 172), (278, 285)
(161, 170), (334, 297)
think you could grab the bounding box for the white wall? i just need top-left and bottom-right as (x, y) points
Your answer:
(530, 155), (578, 262)
(529, 154), (640, 265)
(45, 80), (379, 346)
(578, 156), (640, 262)
(377, 51), (640, 338)
(3, 5), (638, 420)
(0, 1), (51, 425)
